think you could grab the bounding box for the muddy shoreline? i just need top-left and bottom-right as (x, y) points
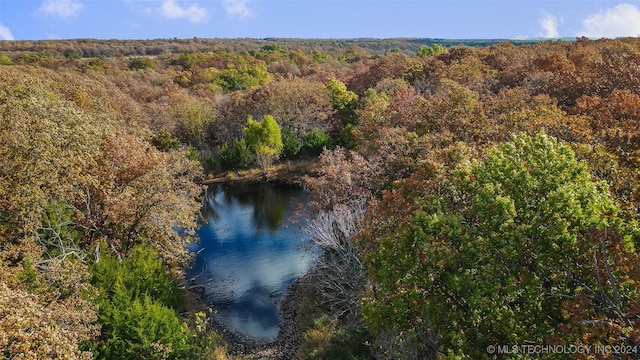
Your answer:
(208, 269), (315, 359)
(196, 160), (320, 187)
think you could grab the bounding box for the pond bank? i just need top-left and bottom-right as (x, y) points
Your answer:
(197, 160), (320, 186)
(210, 268), (316, 359)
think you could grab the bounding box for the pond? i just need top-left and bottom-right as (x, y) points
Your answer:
(187, 182), (316, 340)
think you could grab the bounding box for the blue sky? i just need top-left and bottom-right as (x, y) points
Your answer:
(1, 1), (640, 40)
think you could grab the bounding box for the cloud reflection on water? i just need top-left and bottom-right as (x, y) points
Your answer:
(188, 183), (316, 339)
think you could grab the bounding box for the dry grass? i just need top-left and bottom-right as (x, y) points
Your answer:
(200, 159), (320, 185)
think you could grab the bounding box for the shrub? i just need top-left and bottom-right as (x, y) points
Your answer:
(128, 57), (158, 71)
(300, 315), (370, 360)
(96, 294), (190, 359)
(0, 55), (14, 65)
(85, 57), (106, 70)
(219, 138), (253, 170)
(18, 257), (40, 291)
(341, 123), (357, 149)
(303, 128), (332, 156)
(91, 245), (189, 359)
(37, 201), (83, 259)
(151, 129), (180, 152)
(282, 128), (302, 158)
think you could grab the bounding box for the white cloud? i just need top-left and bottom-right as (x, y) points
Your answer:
(538, 12), (562, 38)
(223, 0), (254, 19)
(123, 0), (153, 15)
(578, 3), (640, 38)
(38, 0), (84, 19)
(0, 24), (14, 40)
(160, 0), (208, 23)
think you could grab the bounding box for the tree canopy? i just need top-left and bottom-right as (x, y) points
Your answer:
(6, 36), (640, 359)
(244, 114), (284, 170)
(362, 132), (635, 358)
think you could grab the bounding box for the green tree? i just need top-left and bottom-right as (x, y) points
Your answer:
(92, 245), (190, 359)
(219, 138), (253, 169)
(303, 128), (332, 156)
(363, 132), (622, 358)
(326, 77), (358, 112)
(128, 57), (157, 71)
(215, 64), (270, 91)
(415, 44), (447, 57)
(85, 57), (106, 70)
(282, 127), (303, 158)
(326, 77), (359, 126)
(170, 99), (214, 149)
(244, 115), (284, 170)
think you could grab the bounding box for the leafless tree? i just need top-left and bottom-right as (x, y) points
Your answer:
(304, 200), (367, 319)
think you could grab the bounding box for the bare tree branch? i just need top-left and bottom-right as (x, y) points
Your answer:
(304, 199), (367, 318)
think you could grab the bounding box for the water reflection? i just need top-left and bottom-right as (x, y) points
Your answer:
(188, 182), (315, 339)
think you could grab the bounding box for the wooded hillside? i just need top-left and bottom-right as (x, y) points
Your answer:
(3, 37), (640, 359)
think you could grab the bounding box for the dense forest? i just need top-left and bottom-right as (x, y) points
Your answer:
(3, 36), (640, 359)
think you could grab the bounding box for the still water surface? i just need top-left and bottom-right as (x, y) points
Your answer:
(187, 182), (315, 339)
